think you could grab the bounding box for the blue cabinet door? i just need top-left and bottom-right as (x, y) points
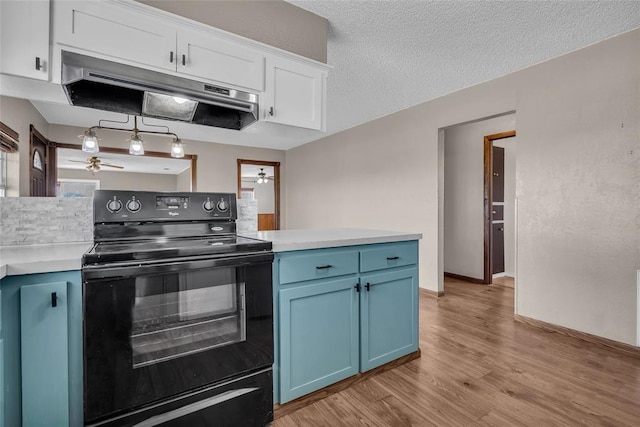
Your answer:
(1, 271), (82, 427)
(279, 277), (359, 403)
(21, 281), (70, 427)
(360, 267), (419, 372)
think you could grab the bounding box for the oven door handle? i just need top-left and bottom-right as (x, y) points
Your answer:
(83, 252), (274, 280)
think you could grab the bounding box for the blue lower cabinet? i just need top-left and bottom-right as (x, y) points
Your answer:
(21, 281), (70, 427)
(360, 267), (419, 372)
(0, 338), (3, 427)
(0, 271), (82, 427)
(279, 277), (359, 403)
(274, 241), (420, 404)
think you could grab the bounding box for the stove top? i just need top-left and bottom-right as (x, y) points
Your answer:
(84, 190), (272, 267)
(84, 235), (271, 265)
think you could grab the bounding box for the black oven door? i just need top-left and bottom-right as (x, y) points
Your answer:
(82, 252), (273, 424)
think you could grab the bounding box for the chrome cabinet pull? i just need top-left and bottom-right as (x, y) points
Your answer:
(316, 265), (332, 270)
(269, 107), (274, 116)
(51, 292), (57, 308)
(386, 256), (399, 260)
(182, 54), (186, 66)
(170, 51), (174, 63)
(35, 57), (41, 70)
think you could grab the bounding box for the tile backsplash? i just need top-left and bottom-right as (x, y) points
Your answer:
(236, 199), (258, 233)
(0, 197), (93, 246)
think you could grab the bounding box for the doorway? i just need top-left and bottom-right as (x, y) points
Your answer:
(237, 159), (280, 231)
(441, 113), (516, 293)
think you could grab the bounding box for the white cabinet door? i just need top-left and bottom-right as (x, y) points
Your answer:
(53, 0), (176, 72)
(0, 0), (50, 80)
(265, 56), (325, 131)
(177, 30), (265, 91)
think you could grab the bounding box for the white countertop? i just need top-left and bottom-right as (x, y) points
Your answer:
(0, 229), (421, 278)
(0, 242), (93, 279)
(240, 228), (422, 252)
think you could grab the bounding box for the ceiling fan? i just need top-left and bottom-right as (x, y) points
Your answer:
(69, 156), (124, 174)
(255, 168), (274, 184)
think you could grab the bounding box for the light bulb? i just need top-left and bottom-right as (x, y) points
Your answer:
(172, 96), (188, 104)
(171, 139), (185, 158)
(129, 134), (145, 155)
(81, 130), (99, 153)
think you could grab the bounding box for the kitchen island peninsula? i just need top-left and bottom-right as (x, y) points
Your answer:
(241, 228), (422, 406)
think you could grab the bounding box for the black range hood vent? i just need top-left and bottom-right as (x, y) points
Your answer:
(61, 51), (259, 131)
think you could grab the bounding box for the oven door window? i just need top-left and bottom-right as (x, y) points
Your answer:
(131, 268), (246, 368)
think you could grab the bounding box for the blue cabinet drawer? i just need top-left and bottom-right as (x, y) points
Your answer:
(360, 241), (418, 273)
(278, 249), (359, 284)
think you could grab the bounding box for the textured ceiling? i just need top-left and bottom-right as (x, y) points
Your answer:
(288, 0), (640, 138)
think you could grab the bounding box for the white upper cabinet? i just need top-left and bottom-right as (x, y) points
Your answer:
(53, 1), (265, 91)
(177, 29), (265, 92)
(48, 0), (329, 131)
(0, 0), (51, 80)
(264, 56), (326, 131)
(53, 1), (176, 72)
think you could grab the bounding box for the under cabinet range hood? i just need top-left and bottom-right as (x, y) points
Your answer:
(61, 51), (259, 130)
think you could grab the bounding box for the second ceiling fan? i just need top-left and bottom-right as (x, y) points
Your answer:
(69, 156), (124, 174)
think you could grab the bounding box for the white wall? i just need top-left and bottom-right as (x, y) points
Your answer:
(285, 29), (640, 345)
(176, 168), (191, 191)
(493, 138), (516, 277)
(443, 114), (516, 280)
(58, 168), (178, 192)
(0, 96), (50, 196)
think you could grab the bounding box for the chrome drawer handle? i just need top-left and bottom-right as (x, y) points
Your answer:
(386, 256), (399, 260)
(316, 265), (333, 269)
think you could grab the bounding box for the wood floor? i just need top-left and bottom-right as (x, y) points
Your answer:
(275, 277), (640, 426)
(491, 276), (514, 288)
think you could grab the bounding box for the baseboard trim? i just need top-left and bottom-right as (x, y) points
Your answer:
(444, 272), (486, 285)
(419, 288), (444, 298)
(274, 349), (421, 419)
(514, 314), (640, 358)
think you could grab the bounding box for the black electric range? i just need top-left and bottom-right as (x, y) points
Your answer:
(82, 190), (274, 427)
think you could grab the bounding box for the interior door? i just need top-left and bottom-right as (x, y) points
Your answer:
(492, 146), (505, 203)
(492, 223), (505, 274)
(30, 126), (55, 196)
(491, 145), (505, 275)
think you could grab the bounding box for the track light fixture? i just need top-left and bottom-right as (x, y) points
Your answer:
(80, 116), (184, 158)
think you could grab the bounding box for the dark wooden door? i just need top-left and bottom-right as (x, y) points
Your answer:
(30, 126), (55, 196)
(492, 223), (505, 274)
(492, 146), (505, 203)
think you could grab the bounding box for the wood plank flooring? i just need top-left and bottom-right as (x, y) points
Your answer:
(275, 277), (640, 426)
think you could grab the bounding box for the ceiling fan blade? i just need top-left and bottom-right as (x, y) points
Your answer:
(101, 163), (124, 169)
(69, 160), (90, 164)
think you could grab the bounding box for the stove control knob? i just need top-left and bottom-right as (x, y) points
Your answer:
(126, 199), (141, 213)
(217, 199), (229, 212)
(203, 199), (215, 212)
(106, 199), (122, 213)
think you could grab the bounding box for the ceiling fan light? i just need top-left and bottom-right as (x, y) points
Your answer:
(81, 130), (99, 153)
(129, 133), (145, 156)
(171, 138), (185, 158)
